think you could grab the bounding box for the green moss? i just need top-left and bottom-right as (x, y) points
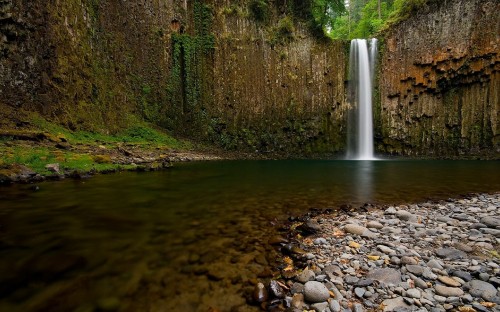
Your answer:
(269, 16), (295, 46)
(249, 0), (270, 22)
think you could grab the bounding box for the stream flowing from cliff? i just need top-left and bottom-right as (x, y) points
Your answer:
(0, 160), (499, 311)
(347, 39), (378, 160)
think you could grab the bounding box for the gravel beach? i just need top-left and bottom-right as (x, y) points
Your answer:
(260, 193), (500, 312)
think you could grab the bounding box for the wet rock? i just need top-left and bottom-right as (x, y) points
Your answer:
(270, 280), (286, 299)
(304, 281), (330, 303)
(296, 268), (315, 283)
(291, 293), (305, 309)
(298, 219), (321, 235)
(253, 283), (268, 303)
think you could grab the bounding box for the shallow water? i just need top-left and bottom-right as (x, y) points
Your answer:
(0, 160), (499, 311)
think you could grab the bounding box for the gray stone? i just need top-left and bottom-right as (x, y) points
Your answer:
(401, 256), (419, 265)
(311, 302), (329, 312)
(396, 210), (416, 221)
(304, 281), (330, 303)
(472, 302), (490, 312)
(435, 248), (467, 260)
(410, 274), (428, 289)
(367, 221), (384, 229)
(344, 224), (368, 235)
(291, 282), (305, 294)
(407, 288), (421, 299)
(433, 295), (447, 303)
(381, 297), (411, 312)
(329, 284), (343, 301)
(378, 245), (396, 255)
(345, 275), (359, 285)
(451, 270), (472, 282)
(478, 273), (490, 282)
(367, 268), (402, 285)
(434, 285), (464, 297)
(406, 265), (425, 276)
(480, 216), (500, 228)
(467, 279), (497, 300)
(385, 207), (397, 214)
(353, 303), (364, 312)
(427, 259), (444, 270)
(329, 299), (341, 312)
(480, 228), (500, 237)
(354, 287), (365, 298)
(437, 276), (461, 287)
(297, 268), (316, 283)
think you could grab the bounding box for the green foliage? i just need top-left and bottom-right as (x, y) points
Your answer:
(329, 0), (441, 39)
(268, 16), (296, 46)
(166, 0), (215, 136)
(249, 0), (270, 22)
(288, 0), (346, 37)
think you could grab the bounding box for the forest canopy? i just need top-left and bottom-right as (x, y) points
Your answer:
(270, 0), (439, 39)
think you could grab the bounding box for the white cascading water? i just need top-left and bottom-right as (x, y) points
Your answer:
(347, 38), (378, 160)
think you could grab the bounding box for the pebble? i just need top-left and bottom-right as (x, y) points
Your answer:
(277, 194), (500, 312)
(304, 281), (330, 303)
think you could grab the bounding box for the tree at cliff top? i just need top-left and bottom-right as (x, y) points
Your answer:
(328, 0), (438, 39)
(265, 0), (346, 37)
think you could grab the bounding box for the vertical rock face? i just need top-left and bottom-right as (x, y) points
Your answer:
(0, 0), (348, 154)
(379, 0), (499, 157)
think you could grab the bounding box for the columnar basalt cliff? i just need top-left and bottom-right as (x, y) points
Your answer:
(0, 0), (348, 154)
(379, 0), (500, 157)
(1, 0), (498, 157)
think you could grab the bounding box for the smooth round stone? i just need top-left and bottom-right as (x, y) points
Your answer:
(406, 265), (425, 276)
(438, 276), (461, 287)
(304, 281), (330, 303)
(344, 224), (368, 235)
(367, 221), (384, 229)
(435, 248), (467, 260)
(355, 287), (366, 298)
(406, 288), (421, 299)
(480, 216), (500, 228)
(478, 273), (490, 281)
(434, 285), (464, 297)
(367, 268), (402, 286)
(467, 279), (497, 300)
(329, 299), (341, 312)
(297, 268), (316, 283)
(345, 275), (360, 285)
(451, 270), (472, 282)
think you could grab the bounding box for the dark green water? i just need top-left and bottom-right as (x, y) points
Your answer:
(0, 160), (499, 311)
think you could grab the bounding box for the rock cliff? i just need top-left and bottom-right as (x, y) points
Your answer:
(379, 0), (499, 157)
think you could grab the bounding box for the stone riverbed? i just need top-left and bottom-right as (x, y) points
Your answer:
(254, 193), (500, 312)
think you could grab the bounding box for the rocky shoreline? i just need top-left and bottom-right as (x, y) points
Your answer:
(256, 193), (500, 312)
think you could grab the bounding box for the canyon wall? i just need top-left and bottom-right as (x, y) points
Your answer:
(1, 0), (498, 156)
(0, 0), (348, 154)
(379, 0), (500, 157)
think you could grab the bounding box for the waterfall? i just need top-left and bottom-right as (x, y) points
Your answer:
(347, 38), (378, 160)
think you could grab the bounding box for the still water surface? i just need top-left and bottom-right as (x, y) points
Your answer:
(0, 160), (499, 311)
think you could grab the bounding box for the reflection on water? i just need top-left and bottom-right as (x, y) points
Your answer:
(0, 160), (499, 311)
